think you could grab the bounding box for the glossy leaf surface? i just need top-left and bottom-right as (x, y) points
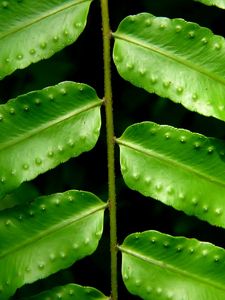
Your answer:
(0, 190), (106, 299)
(0, 0), (92, 79)
(0, 183), (39, 211)
(0, 81), (102, 199)
(26, 283), (109, 300)
(117, 122), (225, 227)
(120, 230), (225, 300)
(194, 0), (225, 8)
(113, 13), (225, 121)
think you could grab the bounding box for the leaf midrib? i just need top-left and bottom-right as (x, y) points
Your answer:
(117, 139), (225, 189)
(113, 33), (225, 86)
(0, 203), (106, 260)
(120, 246), (225, 293)
(0, 0), (91, 41)
(0, 99), (102, 152)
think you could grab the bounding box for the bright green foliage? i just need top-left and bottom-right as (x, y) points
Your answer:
(0, 183), (39, 211)
(0, 190), (106, 300)
(1, 0), (225, 299)
(194, 0), (225, 9)
(120, 230), (225, 300)
(113, 13), (225, 121)
(0, 81), (102, 200)
(117, 121), (225, 228)
(0, 0), (92, 79)
(26, 283), (109, 300)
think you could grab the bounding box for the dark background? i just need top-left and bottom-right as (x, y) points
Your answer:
(1, 0), (225, 299)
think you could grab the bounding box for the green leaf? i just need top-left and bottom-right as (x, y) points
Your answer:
(117, 121), (225, 228)
(113, 13), (225, 121)
(0, 190), (106, 300)
(0, 0), (92, 79)
(26, 283), (109, 300)
(120, 230), (225, 300)
(194, 0), (225, 9)
(0, 183), (39, 211)
(119, 231), (225, 300)
(0, 81), (102, 199)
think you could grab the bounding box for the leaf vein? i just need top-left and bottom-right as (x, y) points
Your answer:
(117, 139), (225, 189)
(0, 203), (106, 260)
(0, 100), (102, 152)
(0, 0), (91, 41)
(120, 246), (225, 292)
(113, 33), (225, 86)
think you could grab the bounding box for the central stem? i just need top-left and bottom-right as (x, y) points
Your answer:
(100, 0), (118, 299)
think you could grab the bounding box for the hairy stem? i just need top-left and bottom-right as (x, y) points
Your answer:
(100, 0), (118, 299)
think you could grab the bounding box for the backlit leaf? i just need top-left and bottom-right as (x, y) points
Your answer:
(194, 0), (225, 9)
(117, 121), (225, 228)
(120, 230), (225, 300)
(0, 0), (92, 79)
(113, 13), (225, 121)
(0, 190), (106, 299)
(26, 283), (109, 300)
(0, 81), (102, 199)
(0, 183), (39, 211)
